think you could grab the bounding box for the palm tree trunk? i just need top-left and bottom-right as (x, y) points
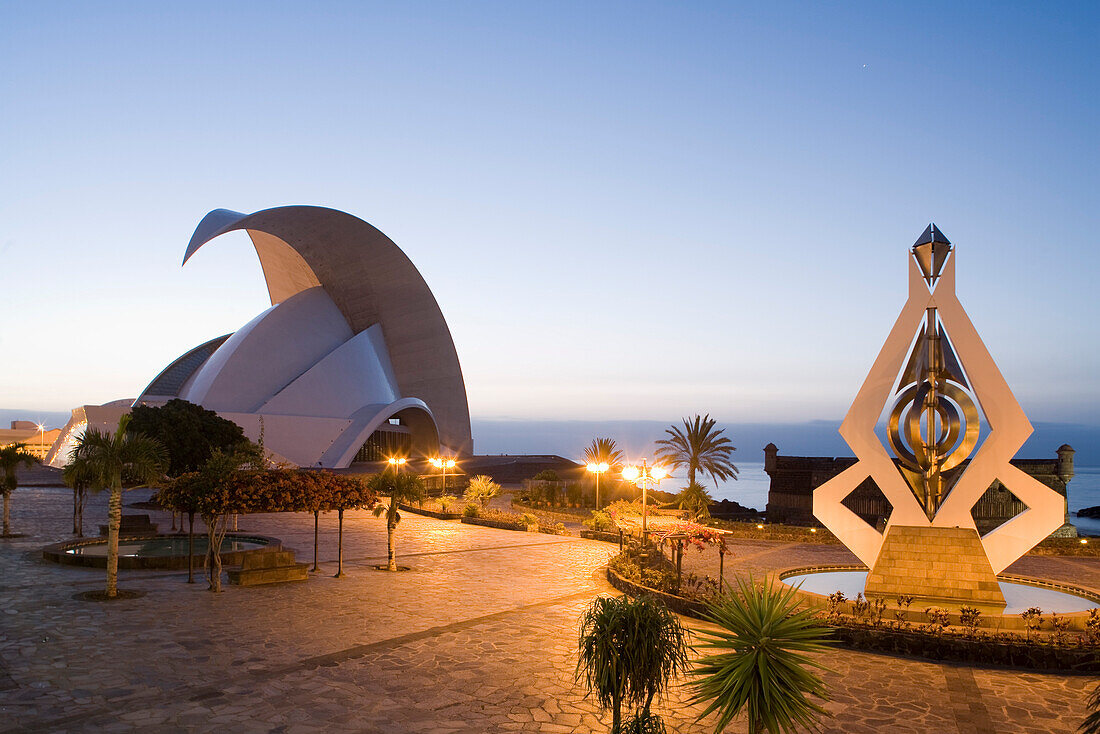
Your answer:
(387, 509), (397, 572)
(2, 492), (10, 536)
(106, 484), (121, 598)
(612, 692), (622, 733)
(75, 489), (84, 537)
(73, 488), (79, 535)
(312, 510), (320, 572)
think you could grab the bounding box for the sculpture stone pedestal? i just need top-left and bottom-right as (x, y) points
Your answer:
(865, 525), (1006, 610)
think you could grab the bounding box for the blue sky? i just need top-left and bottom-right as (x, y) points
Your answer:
(2, 2), (1097, 430)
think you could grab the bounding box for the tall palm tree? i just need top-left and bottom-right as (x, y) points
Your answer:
(65, 416), (166, 598)
(0, 443), (38, 536)
(654, 415), (738, 489)
(62, 451), (95, 537)
(369, 468), (424, 571)
(583, 437), (625, 469)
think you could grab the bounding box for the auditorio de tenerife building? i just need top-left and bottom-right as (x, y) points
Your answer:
(47, 206), (472, 468)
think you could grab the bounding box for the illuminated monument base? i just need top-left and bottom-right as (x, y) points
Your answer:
(864, 525), (1006, 610)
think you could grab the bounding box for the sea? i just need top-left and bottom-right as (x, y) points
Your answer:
(710, 462), (1100, 537)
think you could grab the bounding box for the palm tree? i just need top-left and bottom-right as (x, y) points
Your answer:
(577, 594), (690, 733)
(676, 482), (713, 521)
(691, 575), (832, 734)
(0, 443), (38, 536)
(583, 437), (625, 469)
(65, 416), (167, 598)
(62, 451), (95, 537)
(654, 415), (738, 489)
(464, 474), (501, 508)
(369, 468), (424, 571)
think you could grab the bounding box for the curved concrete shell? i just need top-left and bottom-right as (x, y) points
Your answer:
(135, 205), (472, 467)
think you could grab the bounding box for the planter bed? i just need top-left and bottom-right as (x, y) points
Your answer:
(398, 503), (462, 520)
(460, 517), (566, 535)
(607, 566), (1099, 672)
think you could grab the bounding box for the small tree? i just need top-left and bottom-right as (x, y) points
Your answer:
(369, 469), (425, 571)
(0, 443), (38, 536)
(465, 475), (501, 508)
(128, 398), (247, 477)
(577, 594), (690, 733)
(64, 417), (167, 598)
(692, 576), (832, 734)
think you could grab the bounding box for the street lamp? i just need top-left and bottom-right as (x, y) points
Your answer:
(387, 456), (407, 472)
(621, 459), (668, 540)
(37, 423), (45, 459)
(429, 456), (457, 495)
(585, 461), (609, 510)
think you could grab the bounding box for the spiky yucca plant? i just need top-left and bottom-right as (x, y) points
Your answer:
(691, 575), (832, 734)
(577, 595), (690, 733)
(1081, 681), (1100, 734)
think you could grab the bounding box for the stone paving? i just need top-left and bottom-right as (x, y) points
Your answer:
(0, 485), (1095, 733)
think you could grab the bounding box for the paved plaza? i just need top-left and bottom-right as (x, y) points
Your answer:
(1, 486), (1095, 733)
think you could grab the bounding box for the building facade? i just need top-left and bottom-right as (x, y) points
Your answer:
(764, 443), (1077, 538)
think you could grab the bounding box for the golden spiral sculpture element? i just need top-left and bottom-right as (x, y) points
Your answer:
(887, 381), (979, 475)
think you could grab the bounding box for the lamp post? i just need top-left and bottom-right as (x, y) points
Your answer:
(36, 423), (45, 460)
(429, 456), (456, 496)
(585, 462), (609, 510)
(621, 459), (668, 542)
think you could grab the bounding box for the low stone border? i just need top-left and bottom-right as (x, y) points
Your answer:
(460, 517), (566, 535)
(607, 567), (708, 618)
(580, 529), (621, 544)
(608, 564), (1100, 672)
(398, 504), (462, 520)
(42, 534), (284, 571)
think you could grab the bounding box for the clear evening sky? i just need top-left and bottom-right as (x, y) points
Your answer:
(2, 2), (1097, 430)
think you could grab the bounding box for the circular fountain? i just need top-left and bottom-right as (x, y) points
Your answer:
(43, 534), (281, 570)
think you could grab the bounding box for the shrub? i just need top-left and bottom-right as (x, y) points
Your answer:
(1049, 612), (1070, 646)
(520, 512), (538, 527)
(463, 503), (480, 518)
(576, 594), (689, 733)
(893, 594), (914, 626)
(533, 469), (560, 482)
(692, 575), (832, 734)
(584, 510), (616, 532)
(959, 606), (982, 637)
(826, 591), (847, 623)
(609, 548), (678, 594)
(1086, 609), (1100, 645)
(464, 475), (501, 508)
(924, 607), (950, 635)
(438, 495), (458, 513)
(1022, 607), (1043, 641)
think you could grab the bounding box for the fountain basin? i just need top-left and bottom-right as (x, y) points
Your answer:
(42, 534), (281, 570)
(779, 565), (1100, 621)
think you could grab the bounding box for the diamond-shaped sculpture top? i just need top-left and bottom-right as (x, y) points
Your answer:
(912, 223), (952, 284)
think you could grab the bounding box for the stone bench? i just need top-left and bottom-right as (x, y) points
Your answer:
(99, 514), (158, 538)
(227, 549), (308, 586)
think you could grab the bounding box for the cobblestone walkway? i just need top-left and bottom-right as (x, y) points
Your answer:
(0, 487), (1094, 732)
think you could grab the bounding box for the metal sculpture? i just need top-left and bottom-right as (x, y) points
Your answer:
(813, 225), (1065, 577)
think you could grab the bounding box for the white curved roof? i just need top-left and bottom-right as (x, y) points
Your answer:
(182, 206), (472, 454)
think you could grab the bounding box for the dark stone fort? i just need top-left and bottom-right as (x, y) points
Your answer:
(763, 443), (1077, 538)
